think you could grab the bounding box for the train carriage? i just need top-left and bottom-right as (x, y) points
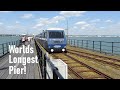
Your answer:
(36, 28), (67, 53)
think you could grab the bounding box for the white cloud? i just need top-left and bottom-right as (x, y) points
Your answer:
(50, 16), (65, 24)
(105, 20), (112, 23)
(0, 22), (3, 25)
(90, 19), (101, 23)
(21, 14), (33, 19)
(60, 11), (86, 17)
(16, 21), (20, 24)
(105, 22), (120, 35)
(73, 26), (77, 29)
(33, 18), (49, 29)
(71, 20), (120, 35)
(75, 21), (92, 30)
(0, 22), (32, 34)
(33, 16), (65, 29)
(7, 25), (14, 28)
(71, 21), (100, 35)
(100, 27), (105, 29)
(47, 28), (65, 30)
(75, 21), (87, 25)
(33, 23), (44, 29)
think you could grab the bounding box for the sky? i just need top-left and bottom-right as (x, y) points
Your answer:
(0, 11), (120, 35)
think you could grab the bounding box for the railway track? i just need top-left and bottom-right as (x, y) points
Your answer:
(51, 53), (112, 79)
(67, 49), (120, 68)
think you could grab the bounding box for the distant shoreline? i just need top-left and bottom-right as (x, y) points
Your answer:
(0, 34), (20, 36)
(0, 34), (120, 37)
(68, 35), (120, 37)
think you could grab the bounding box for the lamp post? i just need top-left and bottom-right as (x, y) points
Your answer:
(65, 17), (69, 43)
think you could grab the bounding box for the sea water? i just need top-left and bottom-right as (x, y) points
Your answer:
(0, 36), (21, 56)
(68, 37), (120, 55)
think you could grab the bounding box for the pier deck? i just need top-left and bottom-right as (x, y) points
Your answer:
(0, 40), (42, 79)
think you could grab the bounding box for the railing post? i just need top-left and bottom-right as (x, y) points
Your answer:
(77, 40), (79, 47)
(6, 43), (8, 53)
(2, 44), (4, 55)
(82, 40), (83, 48)
(18, 40), (19, 46)
(9, 42), (10, 45)
(41, 50), (44, 78)
(53, 67), (58, 79)
(16, 41), (17, 46)
(70, 40), (71, 45)
(71, 40), (72, 46)
(93, 41), (94, 51)
(86, 40), (88, 49)
(74, 39), (75, 46)
(100, 41), (102, 53)
(14, 41), (15, 46)
(112, 42), (114, 54)
(43, 53), (46, 79)
(12, 41), (13, 45)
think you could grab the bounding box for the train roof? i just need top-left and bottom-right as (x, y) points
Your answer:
(46, 28), (65, 31)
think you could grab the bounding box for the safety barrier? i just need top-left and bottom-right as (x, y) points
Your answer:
(34, 39), (65, 79)
(68, 39), (120, 55)
(0, 40), (21, 58)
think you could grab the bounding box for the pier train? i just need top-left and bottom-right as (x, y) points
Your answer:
(36, 29), (67, 53)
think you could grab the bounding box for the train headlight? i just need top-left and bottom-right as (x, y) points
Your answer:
(51, 49), (54, 52)
(62, 49), (65, 52)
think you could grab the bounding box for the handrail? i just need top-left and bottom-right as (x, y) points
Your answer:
(46, 57), (64, 79)
(68, 39), (120, 55)
(0, 40), (21, 58)
(34, 39), (64, 79)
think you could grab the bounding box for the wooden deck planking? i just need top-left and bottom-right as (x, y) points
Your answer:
(0, 56), (14, 79)
(28, 52), (36, 79)
(0, 63), (15, 79)
(17, 64), (24, 79)
(0, 41), (42, 79)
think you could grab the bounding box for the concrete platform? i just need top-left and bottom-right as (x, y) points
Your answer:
(0, 40), (42, 79)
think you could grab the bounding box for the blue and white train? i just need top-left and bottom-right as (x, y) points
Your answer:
(36, 28), (67, 53)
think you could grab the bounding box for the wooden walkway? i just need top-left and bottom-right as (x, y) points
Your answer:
(0, 40), (42, 79)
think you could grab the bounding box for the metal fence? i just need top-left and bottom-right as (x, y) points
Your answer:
(68, 39), (120, 55)
(35, 39), (64, 79)
(0, 40), (21, 58)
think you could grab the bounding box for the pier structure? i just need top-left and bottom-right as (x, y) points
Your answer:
(0, 38), (66, 79)
(0, 38), (120, 79)
(0, 40), (42, 79)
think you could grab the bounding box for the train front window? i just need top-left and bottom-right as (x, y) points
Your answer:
(49, 31), (64, 38)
